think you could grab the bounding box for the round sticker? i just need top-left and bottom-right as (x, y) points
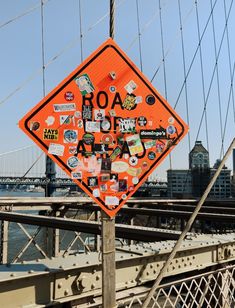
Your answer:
(167, 125), (176, 135)
(69, 146), (77, 154)
(148, 151), (156, 160)
(129, 156), (138, 166)
(64, 91), (74, 101)
(132, 177), (139, 185)
(121, 194), (127, 200)
(74, 111), (81, 118)
(146, 95), (156, 105)
(64, 130), (78, 143)
(129, 186), (134, 191)
(142, 161), (149, 169)
(109, 86), (116, 93)
(101, 133), (114, 145)
(101, 120), (111, 131)
(67, 156), (79, 169)
(137, 116), (147, 127)
(30, 121), (40, 131)
(82, 133), (95, 145)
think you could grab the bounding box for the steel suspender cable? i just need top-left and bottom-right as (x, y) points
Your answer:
(110, 0), (115, 39)
(136, 0), (143, 72)
(210, 0), (224, 156)
(78, 0), (84, 62)
(195, 0), (209, 153)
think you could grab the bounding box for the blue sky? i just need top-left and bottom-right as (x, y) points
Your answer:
(0, 0), (235, 179)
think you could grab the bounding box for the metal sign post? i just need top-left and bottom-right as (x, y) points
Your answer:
(101, 2), (116, 307)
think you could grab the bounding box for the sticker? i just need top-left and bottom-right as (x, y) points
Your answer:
(101, 158), (112, 173)
(67, 156), (79, 169)
(100, 174), (110, 182)
(127, 167), (142, 177)
(88, 176), (98, 187)
(109, 109), (116, 117)
(166, 125), (176, 135)
(111, 161), (129, 173)
(145, 95), (156, 105)
(109, 86), (116, 93)
(137, 116), (147, 127)
(110, 147), (122, 161)
(43, 129), (58, 140)
(105, 196), (119, 206)
(71, 171), (82, 179)
(140, 128), (167, 139)
(77, 119), (83, 128)
(132, 177), (139, 185)
(75, 73), (95, 95)
(86, 121), (100, 133)
(64, 130), (78, 143)
(148, 151), (156, 160)
(100, 184), (108, 192)
(64, 91), (74, 101)
(74, 111), (82, 118)
(94, 109), (105, 121)
(48, 143), (65, 156)
(82, 105), (93, 120)
(110, 182), (119, 192)
(118, 179), (128, 191)
(123, 93), (136, 110)
(129, 186), (134, 192)
(126, 134), (144, 155)
(82, 133), (95, 145)
(144, 140), (156, 149)
(45, 116), (55, 126)
(69, 146), (77, 154)
(123, 153), (129, 160)
(60, 115), (74, 125)
(109, 71), (116, 80)
(156, 142), (165, 153)
(110, 173), (118, 182)
(93, 144), (108, 153)
(101, 133), (114, 145)
(121, 194), (127, 200)
(117, 135), (125, 146)
(119, 118), (136, 133)
(53, 103), (76, 112)
(124, 80), (137, 94)
(129, 156), (138, 166)
(135, 96), (142, 104)
(168, 117), (175, 124)
(142, 161), (149, 169)
(93, 188), (100, 197)
(30, 121), (40, 131)
(101, 120), (111, 131)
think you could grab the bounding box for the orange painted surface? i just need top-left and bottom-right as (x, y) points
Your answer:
(19, 38), (188, 217)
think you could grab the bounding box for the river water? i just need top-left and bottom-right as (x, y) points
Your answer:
(0, 189), (92, 262)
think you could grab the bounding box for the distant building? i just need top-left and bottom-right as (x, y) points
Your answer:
(167, 141), (231, 199)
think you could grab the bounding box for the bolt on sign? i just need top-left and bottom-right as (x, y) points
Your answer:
(19, 38), (188, 217)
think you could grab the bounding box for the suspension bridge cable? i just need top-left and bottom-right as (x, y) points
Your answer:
(158, 0), (172, 178)
(210, 0), (224, 156)
(136, 0), (143, 72)
(40, 0), (46, 98)
(0, 0), (126, 108)
(78, 0), (84, 62)
(195, 0), (234, 142)
(195, 0), (209, 152)
(219, 61), (235, 159)
(223, 0), (235, 124)
(178, 0), (191, 152)
(0, 145), (34, 157)
(0, 0), (51, 30)
(151, 2), (195, 83)
(174, 0), (219, 110)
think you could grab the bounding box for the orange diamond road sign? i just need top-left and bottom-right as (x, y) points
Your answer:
(19, 38), (188, 217)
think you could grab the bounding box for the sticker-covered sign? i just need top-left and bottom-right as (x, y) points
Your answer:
(19, 38), (188, 217)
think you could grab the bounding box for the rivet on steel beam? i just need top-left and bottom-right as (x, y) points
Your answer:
(64, 289), (69, 296)
(58, 282), (63, 289)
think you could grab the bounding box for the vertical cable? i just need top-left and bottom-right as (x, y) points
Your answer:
(158, 0), (172, 186)
(78, 0), (83, 62)
(223, 0), (235, 124)
(40, 0), (46, 97)
(178, 0), (191, 152)
(210, 0), (224, 156)
(110, 0), (115, 39)
(195, 0), (209, 152)
(136, 0), (143, 72)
